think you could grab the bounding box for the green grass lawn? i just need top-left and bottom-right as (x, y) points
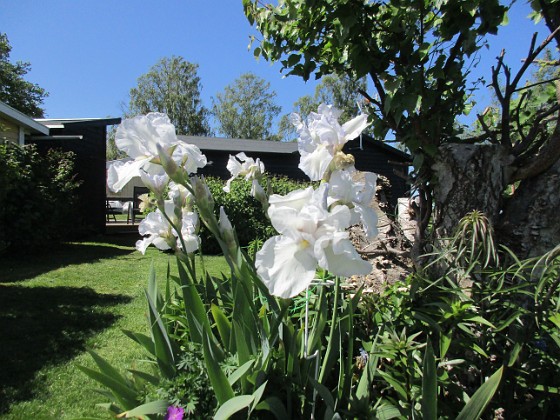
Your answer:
(0, 234), (229, 419)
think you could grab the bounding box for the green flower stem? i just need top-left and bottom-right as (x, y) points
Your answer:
(318, 275), (340, 385)
(342, 288), (354, 405)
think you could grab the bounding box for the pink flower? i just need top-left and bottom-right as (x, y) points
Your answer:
(165, 405), (184, 420)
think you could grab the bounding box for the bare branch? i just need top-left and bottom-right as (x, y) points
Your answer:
(358, 247), (410, 258)
(513, 76), (560, 93)
(512, 28), (560, 89)
(513, 103), (560, 156)
(476, 110), (498, 143)
(358, 88), (381, 108)
(512, 82), (560, 181)
(512, 91), (530, 145)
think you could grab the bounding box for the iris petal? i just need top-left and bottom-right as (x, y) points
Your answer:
(256, 236), (317, 298)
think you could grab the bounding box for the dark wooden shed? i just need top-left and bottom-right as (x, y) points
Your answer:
(29, 117), (121, 234)
(180, 134), (410, 207)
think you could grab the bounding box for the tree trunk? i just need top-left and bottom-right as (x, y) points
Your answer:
(428, 142), (560, 260)
(499, 158), (560, 258)
(431, 143), (511, 238)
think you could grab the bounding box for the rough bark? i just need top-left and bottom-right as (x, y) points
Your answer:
(499, 158), (560, 258)
(429, 142), (560, 259)
(431, 143), (512, 238)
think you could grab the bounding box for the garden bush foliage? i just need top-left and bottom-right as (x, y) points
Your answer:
(0, 141), (81, 253)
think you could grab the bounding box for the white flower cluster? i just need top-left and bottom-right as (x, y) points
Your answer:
(107, 113), (205, 255)
(107, 113), (206, 193)
(108, 105), (378, 299)
(250, 104), (378, 298)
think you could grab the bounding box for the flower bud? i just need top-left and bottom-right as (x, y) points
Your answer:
(219, 206), (238, 258)
(190, 175), (214, 212)
(157, 143), (186, 184)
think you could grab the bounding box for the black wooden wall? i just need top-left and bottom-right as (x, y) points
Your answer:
(30, 122), (108, 234)
(197, 139), (409, 208)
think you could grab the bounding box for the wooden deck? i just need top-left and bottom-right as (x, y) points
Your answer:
(104, 220), (142, 234)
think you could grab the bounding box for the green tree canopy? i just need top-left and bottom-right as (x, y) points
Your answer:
(127, 56), (210, 136)
(0, 33), (48, 118)
(211, 72), (281, 140)
(244, 0), (560, 257)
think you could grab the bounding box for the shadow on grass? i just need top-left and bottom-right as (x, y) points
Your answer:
(0, 234), (139, 284)
(0, 285), (131, 414)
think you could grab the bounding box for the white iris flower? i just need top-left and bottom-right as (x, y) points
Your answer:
(223, 152), (265, 194)
(329, 168), (379, 239)
(255, 184), (371, 298)
(107, 113), (206, 192)
(135, 201), (199, 255)
(291, 104), (369, 181)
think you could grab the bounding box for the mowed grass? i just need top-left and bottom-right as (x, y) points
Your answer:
(0, 234), (229, 419)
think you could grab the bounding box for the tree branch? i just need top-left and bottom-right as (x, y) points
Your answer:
(358, 88), (381, 108)
(476, 109), (499, 144)
(538, 0), (560, 48)
(509, 26), (560, 94)
(512, 82), (560, 181)
(512, 103), (560, 156)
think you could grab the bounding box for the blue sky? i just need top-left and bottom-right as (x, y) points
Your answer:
(0, 0), (551, 132)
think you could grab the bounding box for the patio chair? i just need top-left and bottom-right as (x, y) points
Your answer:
(106, 199), (120, 222)
(127, 186), (149, 224)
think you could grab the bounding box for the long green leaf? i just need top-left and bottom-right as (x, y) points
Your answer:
(232, 278), (259, 356)
(214, 395), (254, 420)
(147, 263), (162, 312)
(254, 396), (290, 419)
(308, 377), (335, 410)
(176, 257), (210, 345)
(228, 359), (255, 386)
(76, 365), (138, 409)
(127, 369), (160, 386)
(145, 289), (176, 379)
(456, 366), (504, 420)
(233, 319), (252, 367)
(421, 340), (437, 420)
(377, 370), (408, 400)
(211, 303), (232, 351)
(376, 402), (402, 419)
(201, 330), (234, 405)
(121, 330), (155, 356)
(250, 380), (268, 412)
(319, 276), (341, 384)
(118, 400), (168, 417)
(356, 331), (381, 403)
(87, 349), (132, 387)
(307, 286), (328, 353)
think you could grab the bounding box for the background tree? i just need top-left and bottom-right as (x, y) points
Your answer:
(106, 126), (127, 161)
(0, 33), (48, 117)
(211, 72), (281, 139)
(278, 74), (367, 141)
(277, 94), (318, 141)
(244, 0), (560, 259)
(127, 56), (210, 135)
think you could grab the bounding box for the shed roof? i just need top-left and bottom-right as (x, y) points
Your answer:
(0, 101), (50, 135)
(179, 136), (299, 154)
(36, 117), (121, 129)
(180, 134), (410, 161)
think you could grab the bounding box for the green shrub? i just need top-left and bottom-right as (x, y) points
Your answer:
(152, 343), (217, 418)
(0, 141), (81, 253)
(199, 175), (312, 254)
(353, 212), (560, 418)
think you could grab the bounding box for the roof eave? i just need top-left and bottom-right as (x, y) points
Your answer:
(0, 101), (50, 135)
